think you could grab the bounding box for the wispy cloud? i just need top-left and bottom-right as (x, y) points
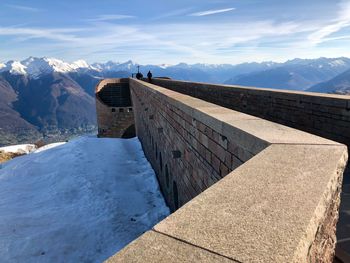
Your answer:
(0, 19), (307, 62)
(2, 2), (350, 64)
(308, 1), (350, 44)
(151, 7), (193, 20)
(189, 8), (235, 17)
(0, 26), (83, 42)
(86, 14), (135, 22)
(6, 4), (42, 12)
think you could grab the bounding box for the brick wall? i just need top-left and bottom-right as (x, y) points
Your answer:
(106, 78), (348, 263)
(151, 78), (350, 146)
(130, 79), (267, 211)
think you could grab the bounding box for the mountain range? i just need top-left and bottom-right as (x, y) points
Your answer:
(0, 56), (350, 146)
(225, 57), (350, 91)
(308, 68), (350, 94)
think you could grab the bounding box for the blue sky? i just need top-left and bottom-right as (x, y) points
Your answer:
(1, 0), (350, 64)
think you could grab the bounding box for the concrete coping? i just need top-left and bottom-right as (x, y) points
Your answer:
(134, 79), (341, 147)
(152, 77), (350, 100)
(151, 78), (350, 109)
(106, 78), (348, 262)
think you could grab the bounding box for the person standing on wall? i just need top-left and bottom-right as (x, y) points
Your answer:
(147, 70), (153, 83)
(136, 65), (143, 80)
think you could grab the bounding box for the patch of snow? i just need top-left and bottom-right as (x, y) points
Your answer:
(0, 63), (5, 70)
(10, 61), (27, 75)
(329, 59), (346, 67)
(92, 61), (120, 72)
(117, 60), (136, 71)
(20, 57), (74, 78)
(0, 61), (27, 75)
(0, 136), (169, 263)
(20, 57), (100, 78)
(158, 63), (172, 69)
(70, 60), (99, 72)
(0, 144), (36, 154)
(34, 142), (67, 153)
(71, 59), (90, 69)
(91, 60), (138, 72)
(45, 57), (74, 73)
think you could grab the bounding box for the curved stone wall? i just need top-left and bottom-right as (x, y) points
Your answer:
(106, 79), (348, 262)
(95, 78), (135, 138)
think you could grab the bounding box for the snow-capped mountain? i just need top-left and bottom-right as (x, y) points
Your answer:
(92, 60), (137, 72)
(1, 60), (27, 75)
(225, 57), (350, 90)
(2, 56), (349, 85)
(0, 57), (99, 78)
(1, 56), (350, 145)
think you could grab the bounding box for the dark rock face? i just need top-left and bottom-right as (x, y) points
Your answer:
(11, 73), (96, 129)
(0, 72), (97, 146)
(0, 76), (40, 146)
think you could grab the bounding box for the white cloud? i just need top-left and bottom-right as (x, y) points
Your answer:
(86, 14), (135, 22)
(0, 19), (311, 64)
(0, 27), (83, 42)
(189, 8), (235, 17)
(151, 7), (193, 20)
(1, 7), (350, 64)
(308, 1), (350, 44)
(5, 4), (42, 12)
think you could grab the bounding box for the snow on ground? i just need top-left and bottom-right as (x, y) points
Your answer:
(34, 142), (67, 153)
(0, 136), (169, 263)
(0, 144), (36, 154)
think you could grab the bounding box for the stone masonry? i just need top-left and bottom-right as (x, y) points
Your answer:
(99, 78), (349, 262)
(95, 78), (135, 138)
(151, 78), (350, 146)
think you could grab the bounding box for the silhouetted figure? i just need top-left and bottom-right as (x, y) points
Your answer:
(136, 72), (143, 80)
(147, 70), (153, 82)
(136, 65), (143, 80)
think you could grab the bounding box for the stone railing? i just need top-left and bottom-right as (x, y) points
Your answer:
(106, 79), (348, 262)
(151, 78), (350, 146)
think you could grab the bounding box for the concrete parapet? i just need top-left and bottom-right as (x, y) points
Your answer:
(151, 78), (350, 146)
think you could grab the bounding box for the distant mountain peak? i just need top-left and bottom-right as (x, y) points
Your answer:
(308, 67), (350, 95)
(91, 60), (138, 72)
(71, 60), (89, 68)
(0, 57), (101, 78)
(2, 60), (27, 75)
(329, 59), (347, 67)
(157, 63), (172, 69)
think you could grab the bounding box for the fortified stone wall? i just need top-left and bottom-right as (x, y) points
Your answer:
(151, 78), (350, 146)
(130, 79), (268, 211)
(105, 78), (348, 262)
(95, 78), (135, 138)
